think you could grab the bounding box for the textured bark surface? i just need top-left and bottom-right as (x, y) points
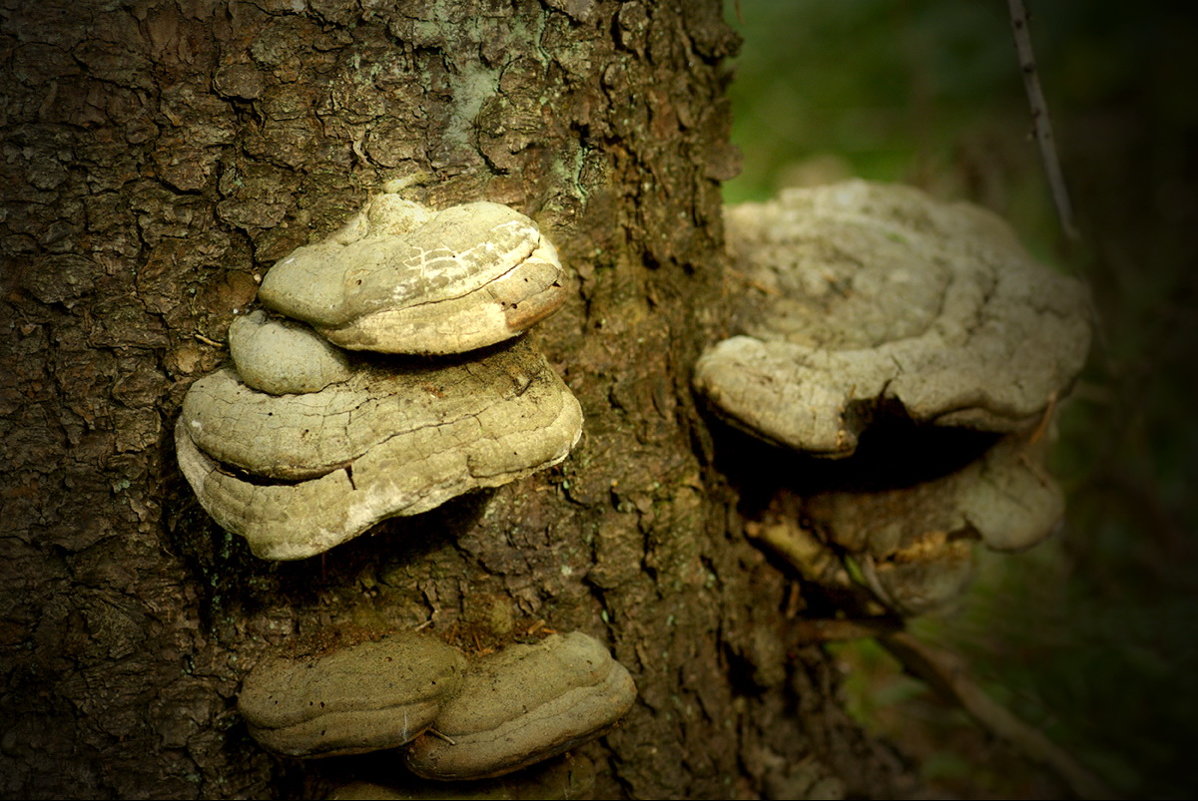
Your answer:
(0, 1), (912, 798)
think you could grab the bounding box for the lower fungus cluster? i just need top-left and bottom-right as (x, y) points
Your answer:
(237, 631), (636, 784)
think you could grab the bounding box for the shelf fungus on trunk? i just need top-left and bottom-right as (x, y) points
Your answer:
(697, 180), (1091, 614)
(694, 179), (1090, 457)
(176, 339), (583, 560)
(227, 310), (354, 396)
(258, 195), (567, 355)
(236, 633), (467, 758)
(803, 432), (1066, 614)
(404, 632), (637, 781)
(175, 191), (580, 560)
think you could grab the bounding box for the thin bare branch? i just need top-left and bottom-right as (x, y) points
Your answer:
(1008, 0), (1080, 241)
(881, 632), (1116, 800)
(746, 502), (1115, 797)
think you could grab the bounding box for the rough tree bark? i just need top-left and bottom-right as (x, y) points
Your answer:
(0, 1), (913, 798)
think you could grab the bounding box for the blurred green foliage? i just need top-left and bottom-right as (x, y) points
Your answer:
(724, 1), (1198, 798)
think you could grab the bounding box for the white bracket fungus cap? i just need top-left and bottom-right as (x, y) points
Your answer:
(227, 310), (354, 396)
(258, 195), (568, 355)
(237, 633), (467, 758)
(404, 632), (637, 781)
(693, 180), (1091, 457)
(176, 340), (583, 560)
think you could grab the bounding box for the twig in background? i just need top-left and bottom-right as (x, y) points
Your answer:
(747, 506), (1116, 798)
(880, 632), (1116, 800)
(1008, 0), (1080, 241)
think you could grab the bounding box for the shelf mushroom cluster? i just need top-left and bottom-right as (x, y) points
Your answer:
(176, 194), (583, 560)
(695, 180), (1092, 612)
(237, 630), (636, 782)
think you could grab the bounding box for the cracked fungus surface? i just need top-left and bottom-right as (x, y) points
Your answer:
(259, 198), (567, 354)
(694, 180), (1092, 456)
(176, 340), (583, 560)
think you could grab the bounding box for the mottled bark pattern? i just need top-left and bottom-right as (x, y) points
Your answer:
(1, 1), (909, 798)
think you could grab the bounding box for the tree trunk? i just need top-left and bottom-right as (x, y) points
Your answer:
(0, 1), (910, 798)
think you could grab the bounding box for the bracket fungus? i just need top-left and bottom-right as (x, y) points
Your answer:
(258, 197), (567, 355)
(176, 191), (581, 560)
(697, 180), (1091, 613)
(404, 632), (637, 781)
(237, 633), (467, 758)
(228, 310), (354, 396)
(694, 179), (1091, 456)
(236, 630), (633, 784)
(177, 340), (582, 560)
(801, 433), (1064, 614)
